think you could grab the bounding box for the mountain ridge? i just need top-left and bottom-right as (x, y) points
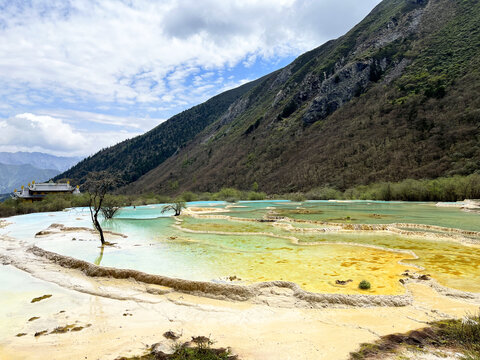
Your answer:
(54, 76), (269, 185)
(0, 163), (60, 194)
(0, 152), (82, 172)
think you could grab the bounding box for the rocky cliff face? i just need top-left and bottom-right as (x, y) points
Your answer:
(301, 1), (427, 124)
(303, 61), (375, 124)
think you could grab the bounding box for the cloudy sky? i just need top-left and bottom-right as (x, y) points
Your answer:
(0, 0), (381, 157)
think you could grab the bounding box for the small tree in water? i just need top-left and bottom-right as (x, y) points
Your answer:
(161, 199), (186, 216)
(84, 171), (119, 245)
(100, 195), (121, 220)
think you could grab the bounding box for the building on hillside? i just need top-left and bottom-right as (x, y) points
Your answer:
(13, 181), (80, 202)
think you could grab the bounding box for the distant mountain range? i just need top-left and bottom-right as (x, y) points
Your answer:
(57, 0), (480, 194)
(0, 152), (82, 172)
(0, 152), (82, 195)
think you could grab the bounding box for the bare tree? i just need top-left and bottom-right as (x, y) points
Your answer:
(161, 199), (186, 216)
(84, 171), (118, 245)
(100, 205), (120, 219)
(100, 195), (121, 219)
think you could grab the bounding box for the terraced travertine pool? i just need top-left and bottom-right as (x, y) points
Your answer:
(1, 200), (479, 296)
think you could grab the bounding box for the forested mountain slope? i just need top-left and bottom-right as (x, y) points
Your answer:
(54, 77), (267, 185)
(122, 0), (480, 195)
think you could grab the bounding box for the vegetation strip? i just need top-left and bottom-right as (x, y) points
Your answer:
(2, 175), (480, 219)
(117, 335), (237, 360)
(350, 313), (480, 359)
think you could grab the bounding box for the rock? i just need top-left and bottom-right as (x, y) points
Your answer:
(383, 334), (404, 344)
(399, 278), (406, 284)
(163, 330), (181, 340)
(418, 274), (430, 281)
(151, 342), (175, 358)
(335, 279), (353, 285)
(302, 61), (373, 124)
(404, 330), (429, 346)
(34, 330), (48, 337)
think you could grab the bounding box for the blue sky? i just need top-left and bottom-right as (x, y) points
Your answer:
(0, 0), (381, 157)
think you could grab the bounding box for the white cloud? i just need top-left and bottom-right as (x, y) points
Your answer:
(0, 0), (382, 157)
(0, 0), (381, 108)
(36, 109), (166, 131)
(0, 113), (141, 157)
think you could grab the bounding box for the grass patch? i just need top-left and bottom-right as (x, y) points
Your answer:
(437, 313), (480, 358)
(358, 280), (371, 290)
(117, 335), (237, 360)
(350, 312), (480, 359)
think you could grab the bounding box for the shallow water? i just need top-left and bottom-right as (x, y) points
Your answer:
(1, 201), (479, 295)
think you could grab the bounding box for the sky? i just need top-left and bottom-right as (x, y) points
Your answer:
(0, 0), (381, 158)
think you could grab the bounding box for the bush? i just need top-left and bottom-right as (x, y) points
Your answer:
(285, 192), (307, 202)
(180, 191), (198, 202)
(359, 280), (371, 290)
(247, 191), (266, 200)
(212, 187), (241, 202)
(306, 187), (342, 200)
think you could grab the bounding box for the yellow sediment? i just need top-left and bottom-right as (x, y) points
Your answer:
(175, 214), (480, 295)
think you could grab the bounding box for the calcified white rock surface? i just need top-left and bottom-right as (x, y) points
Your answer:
(0, 228), (480, 360)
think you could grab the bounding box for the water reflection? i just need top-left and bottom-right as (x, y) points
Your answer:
(94, 245), (104, 266)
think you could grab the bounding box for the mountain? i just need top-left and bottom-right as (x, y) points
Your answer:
(54, 77), (266, 185)
(0, 152), (82, 172)
(0, 163), (60, 193)
(57, 0), (480, 195)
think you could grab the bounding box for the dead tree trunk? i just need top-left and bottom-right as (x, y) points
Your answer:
(89, 192), (105, 245)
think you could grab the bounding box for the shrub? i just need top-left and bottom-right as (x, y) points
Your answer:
(181, 191), (198, 202)
(212, 187), (241, 202)
(306, 187), (342, 200)
(285, 192), (307, 202)
(247, 191), (266, 200)
(359, 280), (371, 290)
